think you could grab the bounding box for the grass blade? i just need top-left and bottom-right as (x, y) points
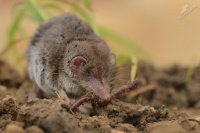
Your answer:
(23, 0), (49, 23)
(7, 9), (25, 45)
(98, 26), (151, 61)
(44, 4), (65, 13)
(57, 0), (92, 23)
(131, 56), (138, 81)
(70, 3), (92, 24)
(83, 0), (92, 11)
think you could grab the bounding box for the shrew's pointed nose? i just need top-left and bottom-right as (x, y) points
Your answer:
(88, 79), (110, 100)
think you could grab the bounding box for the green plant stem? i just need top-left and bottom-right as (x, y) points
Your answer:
(24, 0), (49, 22)
(0, 39), (22, 56)
(98, 26), (151, 61)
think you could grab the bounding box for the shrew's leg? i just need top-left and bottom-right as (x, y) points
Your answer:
(28, 83), (44, 100)
(56, 89), (71, 105)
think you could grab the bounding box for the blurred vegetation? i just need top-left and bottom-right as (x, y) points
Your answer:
(0, 0), (151, 79)
(186, 56), (197, 83)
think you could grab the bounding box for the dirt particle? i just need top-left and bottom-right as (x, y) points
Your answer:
(2, 124), (25, 133)
(0, 96), (19, 120)
(25, 126), (44, 133)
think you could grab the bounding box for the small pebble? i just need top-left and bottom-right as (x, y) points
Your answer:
(4, 124), (25, 133)
(0, 85), (7, 92)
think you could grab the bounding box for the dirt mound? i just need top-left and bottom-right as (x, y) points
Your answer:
(0, 60), (200, 133)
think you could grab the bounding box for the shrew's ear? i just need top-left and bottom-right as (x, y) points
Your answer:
(109, 53), (116, 67)
(70, 56), (87, 76)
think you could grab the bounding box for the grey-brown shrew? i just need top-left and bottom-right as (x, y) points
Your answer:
(26, 13), (116, 106)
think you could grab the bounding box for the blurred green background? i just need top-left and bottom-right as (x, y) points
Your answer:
(0, 0), (200, 75)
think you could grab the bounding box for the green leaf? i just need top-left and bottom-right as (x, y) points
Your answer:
(98, 26), (151, 61)
(70, 3), (92, 24)
(11, 2), (23, 15)
(116, 54), (131, 66)
(83, 0), (92, 10)
(116, 55), (138, 81)
(186, 56), (197, 82)
(47, 0), (97, 33)
(47, 0), (93, 24)
(44, 3), (65, 13)
(69, 1), (99, 34)
(131, 56), (138, 81)
(23, 0), (49, 23)
(7, 9), (25, 45)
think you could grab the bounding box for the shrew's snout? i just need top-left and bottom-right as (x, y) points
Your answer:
(87, 79), (110, 100)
